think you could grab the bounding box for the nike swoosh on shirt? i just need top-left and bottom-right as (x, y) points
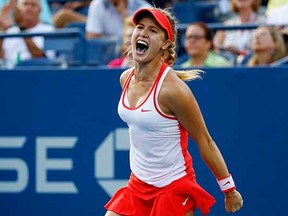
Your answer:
(141, 108), (152, 112)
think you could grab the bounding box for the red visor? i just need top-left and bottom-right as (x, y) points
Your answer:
(132, 8), (174, 41)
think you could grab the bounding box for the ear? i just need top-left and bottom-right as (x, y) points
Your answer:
(161, 41), (171, 50)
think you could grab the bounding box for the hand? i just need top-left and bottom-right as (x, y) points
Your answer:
(8, 0), (17, 8)
(63, 2), (82, 10)
(224, 189), (243, 213)
(13, 6), (26, 28)
(0, 4), (13, 30)
(114, 0), (127, 20)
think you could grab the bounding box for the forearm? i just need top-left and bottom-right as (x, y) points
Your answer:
(24, 37), (45, 58)
(199, 138), (230, 179)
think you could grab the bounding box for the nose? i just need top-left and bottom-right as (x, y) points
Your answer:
(139, 29), (148, 37)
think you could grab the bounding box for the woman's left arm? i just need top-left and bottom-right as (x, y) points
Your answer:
(161, 75), (243, 213)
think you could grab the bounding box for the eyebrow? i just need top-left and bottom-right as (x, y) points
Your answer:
(137, 21), (162, 31)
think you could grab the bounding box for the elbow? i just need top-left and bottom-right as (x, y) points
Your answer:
(197, 136), (217, 156)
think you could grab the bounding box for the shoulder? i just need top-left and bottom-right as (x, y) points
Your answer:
(120, 67), (134, 87)
(88, 0), (106, 15)
(162, 69), (192, 99)
(5, 26), (20, 33)
(159, 69), (196, 115)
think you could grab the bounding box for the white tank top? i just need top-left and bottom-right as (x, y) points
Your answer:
(118, 63), (194, 187)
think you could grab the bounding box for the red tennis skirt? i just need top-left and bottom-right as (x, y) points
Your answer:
(105, 173), (216, 216)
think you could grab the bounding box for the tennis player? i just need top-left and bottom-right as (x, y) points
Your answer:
(105, 7), (243, 216)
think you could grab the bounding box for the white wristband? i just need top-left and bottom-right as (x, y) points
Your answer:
(217, 174), (236, 193)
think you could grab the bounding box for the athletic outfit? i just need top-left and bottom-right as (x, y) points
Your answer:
(105, 62), (215, 215)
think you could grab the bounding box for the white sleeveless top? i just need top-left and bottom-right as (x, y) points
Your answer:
(118, 63), (194, 187)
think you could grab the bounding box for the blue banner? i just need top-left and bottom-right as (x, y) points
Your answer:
(0, 67), (287, 215)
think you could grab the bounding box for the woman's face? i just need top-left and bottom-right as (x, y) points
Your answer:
(184, 25), (211, 57)
(252, 27), (276, 52)
(131, 17), (168, 63)
(233, 0), (254, 10)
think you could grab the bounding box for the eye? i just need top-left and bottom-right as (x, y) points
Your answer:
(136, 25), (144, 30)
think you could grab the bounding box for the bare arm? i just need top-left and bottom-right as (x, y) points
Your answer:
(113, 0), (128, 22)
(23, 37), (46, 58)
(213, 29), (242, 55)
(0, 2), (13, 58)
(160, 72), (243, 213)
(163, 76), (229, 178)
(213, 30), (226, 52)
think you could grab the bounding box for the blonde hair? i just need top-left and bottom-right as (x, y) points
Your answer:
(130, 7), (202, 81)
(248, 26), (287, 66)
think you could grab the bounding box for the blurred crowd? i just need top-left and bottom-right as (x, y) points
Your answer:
(0, 0), (287, 69)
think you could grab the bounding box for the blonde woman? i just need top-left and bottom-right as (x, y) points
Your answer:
(105, 7), (243, 216)
(247, 26), (287, 66)
(213, 0), (266, 56)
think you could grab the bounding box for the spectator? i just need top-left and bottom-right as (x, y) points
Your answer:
(108, 16), (134, 68)
(85, 0), (150, 39)
(247, 26), (287, 66)
(213, 0), (266, 57)
(52, 1), (91, 28)
(0, 0), (55, 69)
(0, 0), (52, 25)
(179, 22), (232, 68)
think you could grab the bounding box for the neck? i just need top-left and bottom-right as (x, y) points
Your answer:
(238, 9), (255, 23)
(134, 60), (163, 82)
(254, 51), (273, 65)
(26, 20), (39, 29)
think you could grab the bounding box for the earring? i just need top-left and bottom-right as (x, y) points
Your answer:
(271, 49), (276, 56)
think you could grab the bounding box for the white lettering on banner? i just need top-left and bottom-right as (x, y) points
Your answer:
(0, 137), (78, 193)
(0, 137), (28, 193)
(95, 128), (130, 197)
(36, 137), (78, 193)
(0, 129), (130, 195)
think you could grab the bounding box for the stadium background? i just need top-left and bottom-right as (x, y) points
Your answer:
(0, 67), (287, 215)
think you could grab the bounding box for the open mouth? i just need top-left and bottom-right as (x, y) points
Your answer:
(136, 40), (149, 54)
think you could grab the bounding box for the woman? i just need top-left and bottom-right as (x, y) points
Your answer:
(247, 26), (287, 66)
(105, 7), (243, 216)
(213, 0), (266, 56)
(180, 22), (232, 68)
